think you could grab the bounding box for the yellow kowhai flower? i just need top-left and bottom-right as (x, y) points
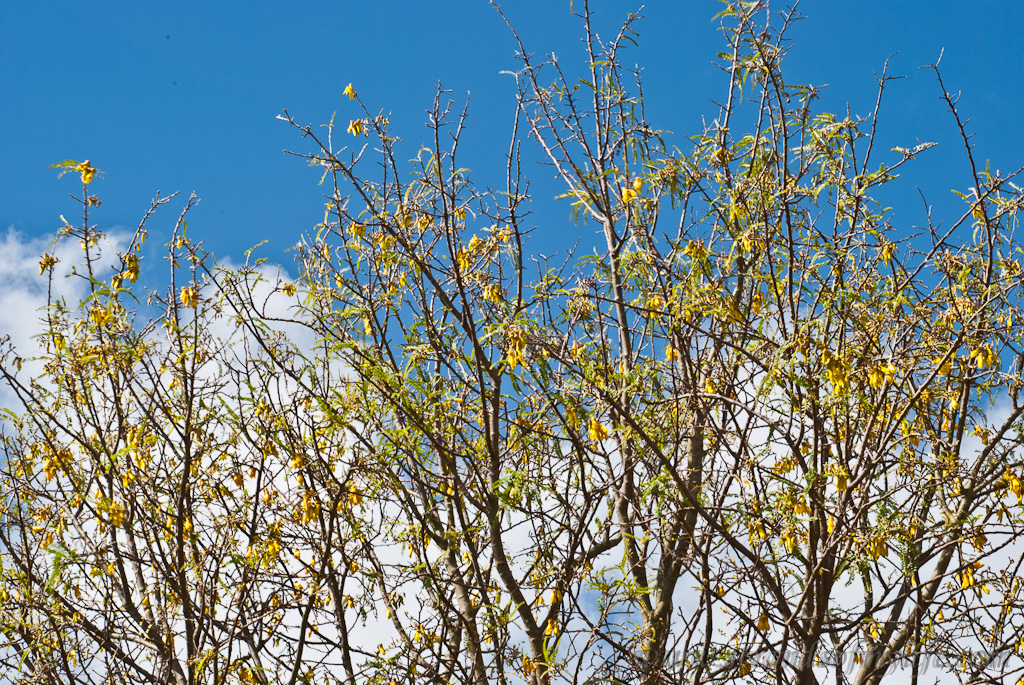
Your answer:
(106, 501), (126, 527)
(90, 304), (112, 327)
(739, 233), (755, 254)
(665, 345), (679, 362)
(396, 211), (413, 229)
(621, 178), (641, 203)
(179, 286), (197, 308)
(866, 535), (889, 560)
(821, 350), (849, 394)
(343, 83), (356, 100)
(961, 566), (976, 589)
(75, 160), (97, 185)
(969, 344), (997, 369)
(782, 528), (799, 554)
(300, 490), (319, 523)
(867, 366), (886, 389)
(482, 283), (503, 303)
(773, 454), (797, 474)
(373, 232), (396, 260)
(587, 417), (609, 443)
(545, 619), (557, 636)
(347, 119), (364, 136)
(792, 496), (810, 517)
(565, 404), (579, 429)
(879, 241), (895, 266)
(1008, 470), (1024, 503)
(829, 463), (849, 493)
(505, 326), (528, 368)
(124, 253), (140, 282)
(349, 222), (366, 240)
(39, 253), (57, 274)
(684, 239), (708, 260)
(971, 424), (991, 445)
(756, 613), (770, 632)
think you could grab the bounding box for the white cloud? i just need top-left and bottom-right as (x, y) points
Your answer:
(0, 227), (132, 409)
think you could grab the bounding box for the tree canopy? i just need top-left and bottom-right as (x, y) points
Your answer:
(3, 3), (1024, 685)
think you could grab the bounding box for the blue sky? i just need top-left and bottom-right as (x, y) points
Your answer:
(2, 1), (1022, 270)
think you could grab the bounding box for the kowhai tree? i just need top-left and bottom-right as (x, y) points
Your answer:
(3, 3), (1024, 685)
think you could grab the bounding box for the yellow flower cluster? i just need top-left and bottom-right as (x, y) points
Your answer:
(456, 234), (484, 272)
(863, 535), (889, 561)
(748, 517), (767, 544)
(683, 239), (708, 260)
(588, 417), (609, 444)
(90, 304), (113, 328)
(482, 283), (503, 303)
(960, 562), (983, 589)
(99, 499), (126, 528)
(124, 253), (140, 282)
(969, 344), (998, 369)
(827, 463), (849, 492)
(772, 454), (797, 474)
(75, 160), (97, 185)
(999, 469), (1023, 503)
(866, 363), (897, 389)
(782, 528), (799, 554)
(821, 350), (849, 393)
(179, 286), (197, 308)
(42, 445), (73, 480)
(300, 490), (319, 524)
(784, 492), (810, 516)
(39, 253), (58, 274)
(621, 177), (642, 203)
(505, 326), (528, 369)
(879, 241), (896, 265)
